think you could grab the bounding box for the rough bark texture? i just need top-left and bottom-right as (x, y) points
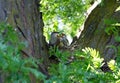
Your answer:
(77, 0), (120, 61)
(0, 0), (50, 81)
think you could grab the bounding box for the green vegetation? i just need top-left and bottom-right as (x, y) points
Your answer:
(0, 0), (120, 83)
(46, 47), (120, 83)
(0, 22), (120, 82)
(1, 22), (120, 82)
(40, 0), (120, 82)
(0, 23), (45, 83)
(40, 0), (91, 41)
(105, 18), (120, 42)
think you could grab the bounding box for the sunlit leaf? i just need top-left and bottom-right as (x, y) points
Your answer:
(108, 60), (116, 71)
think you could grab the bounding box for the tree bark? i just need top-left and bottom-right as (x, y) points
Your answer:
(0, 0), (50, 81)
(77, 0), (120, 61)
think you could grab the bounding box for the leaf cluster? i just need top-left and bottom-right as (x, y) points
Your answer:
(0, 23), (46, 83)
(47, 47), (120, 83)
(40, 0), (91, 41)
(104, 19), (120, 42)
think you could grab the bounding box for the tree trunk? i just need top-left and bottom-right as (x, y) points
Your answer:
(77, 0), (120, 61)
(0, 0), (50, 81)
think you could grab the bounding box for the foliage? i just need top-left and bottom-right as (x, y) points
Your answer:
(1, 0), (120, 82)
(0, 23), (46, 83)
(40, 0), (92, 41)
(104, 19), (120, 42)
(104, 18), (120, 68)
(46, 14), (120, 82)
(47, 47), (120, 83)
